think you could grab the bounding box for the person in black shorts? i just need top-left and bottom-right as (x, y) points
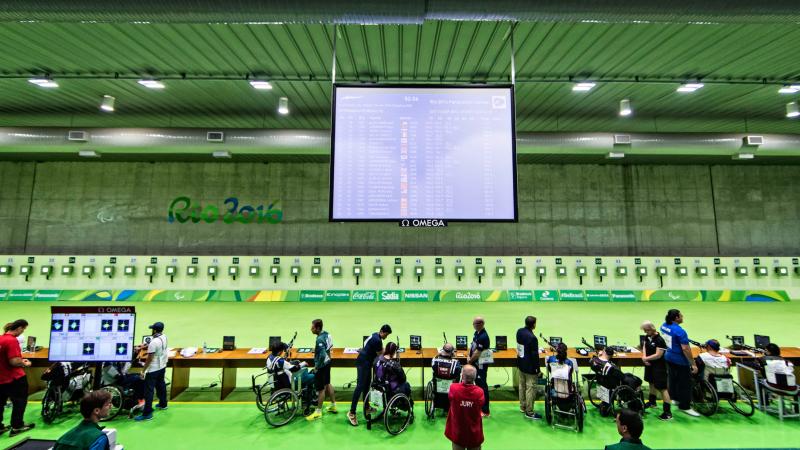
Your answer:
(640, 321), (672, 420)
(348, 324), (392, 426)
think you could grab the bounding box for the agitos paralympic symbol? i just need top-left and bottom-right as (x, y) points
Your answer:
(167, 196), (283, 224)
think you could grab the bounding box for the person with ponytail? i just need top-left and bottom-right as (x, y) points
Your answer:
(546, 343), (574, 382)
(0, 319), (35, 437)
(660, 309), (700, 417)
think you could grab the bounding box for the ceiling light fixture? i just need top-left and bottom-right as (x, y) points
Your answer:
(28, 77), (58, 88)
(787, 101), (800, 118)
(677, 82), (704, 93)
(100, 95), (115, 112)
(138, 79), (165, 89)
(572, 82), (596, 92)
(619, 99), (632, 117)
(249, 80), (273, 90)
(778, 85), (800, 94)
(278, 97), (289, 115)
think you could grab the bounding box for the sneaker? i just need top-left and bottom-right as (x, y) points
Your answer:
(155, 405), (168, 411)
(481, 412), (490, 419)
(347, 411), (358, 427)
(671, 400), (678, 406)
(644, 401), (657, 409)
(9, 424), (35, 437)
(306, 410), (322, 421)
(326, 404), (338, 414)
(0, 425), (9, 435)
(134, 414), (154, 421)
(658, 412), (673, 421)
(519, 407), (526, 413)
(524, 412), (542, 420)
(680, 408), (700, 417)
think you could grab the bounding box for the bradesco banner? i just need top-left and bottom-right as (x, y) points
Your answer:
(0, 289), (791, 302)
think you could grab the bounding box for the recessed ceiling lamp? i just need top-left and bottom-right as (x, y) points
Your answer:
(100, 95), (115, 112)
(138, 79), (165, 89)
(619, 99), (632, 117)
(278, 97), (289, 115)
(28, 77), (58, 88)
(779, 85), (800, 94)
(677, 82), (704, 93)
(572, 82), (596, 92)
(787, 101), (800, 118)
(249, 80), (273, 90)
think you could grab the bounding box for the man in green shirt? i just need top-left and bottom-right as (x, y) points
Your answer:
(307, 318), (335, 421)
(54, 390), (113, 450)
(605, 408), (651, 450)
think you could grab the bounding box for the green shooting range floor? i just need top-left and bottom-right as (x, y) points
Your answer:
(3, 301), (799, 448)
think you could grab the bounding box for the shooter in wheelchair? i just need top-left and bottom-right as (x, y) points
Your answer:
(583, 339), (645, 418)
(252, 335), (317, 427)
(424, 343), (462, 420)
(689, 339), (755, 417)
(364, 342), (414, 435)
(543, 342), (585, 432)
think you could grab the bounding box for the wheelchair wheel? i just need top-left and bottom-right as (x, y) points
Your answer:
(729, 381), (755, 417)
(610, 385), (644, 417)
(587, 379), (602, 408)
(264, 388), (299, 427)
(384, 394), (413, 436)
(255, 383), (271, 412)
(575, 394), (585, 432)
(99, 385), (123, 421)
(41, 386), (61, 424)
(691, 380), (718, 417)
(544, 390), (553, 425)
(424, 380), (435, 420)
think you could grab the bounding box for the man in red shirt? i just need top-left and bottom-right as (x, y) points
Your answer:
(445, 364), (485, 450)
(0, 319), (35, 437)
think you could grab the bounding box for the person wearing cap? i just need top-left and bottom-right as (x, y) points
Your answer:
(431, 343), (463, 413)
(135, 321), (168, 421)
(698, 339), (731, 373)
(516, 315), (541, 420)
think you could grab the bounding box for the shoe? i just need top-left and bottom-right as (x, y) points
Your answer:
(644, 401), (657, 409)
(306, 410), (322, 421)
(481, 412), (490, 419)
(519, 407), (526, 413)
(134, 414), (154, 421)
(0, 425), (9, 435)
(658, 412), (673, 421)
(671, 400), (678, 406)
(155, 405), (168, 411)
(347, 412), (358, 427)
(524, 412), (542, 420)
(680, 408), (700, 417)
(9, 424), (35, 437)
(326, 404), (338, 414)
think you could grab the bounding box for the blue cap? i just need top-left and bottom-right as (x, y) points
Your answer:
(149, 322), (164, 332)
(706, 339), (720, 351)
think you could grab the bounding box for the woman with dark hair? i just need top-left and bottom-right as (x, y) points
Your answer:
(375, 342), (412, 399)
(545, 343), (574, 381)
(0, 319), (35, 437)
(660, 309), (700, 417)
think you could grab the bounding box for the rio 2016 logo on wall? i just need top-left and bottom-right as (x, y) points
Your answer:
(168, 197), (283, 224)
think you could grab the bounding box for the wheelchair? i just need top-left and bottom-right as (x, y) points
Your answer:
(364, 379), (414, 435)
(543, 358), (585, 432)
(252, 366), (317, 427)
(40, 362), (94, 424)
(423, 366), (459, 420)
(585, 360), (645, 417)
(691, 359), (755, 417)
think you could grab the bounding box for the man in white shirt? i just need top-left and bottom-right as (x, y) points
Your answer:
(135, 322), (168, 421)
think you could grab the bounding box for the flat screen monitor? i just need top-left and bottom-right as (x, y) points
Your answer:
(754, 334), (770, 349)
(549, 337), (562, 347)
(410, 335), (422, 351)
(594, 335), (608, 349)
(49, 306), (135, 362)
(495, 336), (507, 351)
(331, 84), (517, 222)
(731, 336), (745, 347)
(455, 335), (468, 350)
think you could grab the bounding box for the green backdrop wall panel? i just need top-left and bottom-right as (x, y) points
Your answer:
(0, 161), (799, 256)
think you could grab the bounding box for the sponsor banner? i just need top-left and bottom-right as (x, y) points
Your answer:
(403, 290), (431, 302)
(0, 290), (7, 301)
(438, 290), (507, 302)
(610, 291), (640, 302)
(585, 290), (611, 302)
(378, 290), (402, 302)
(534, 290), (559, 301)
(8, 290), (35, 301)
(325, 290), (351, 302)
(298, 290), (325, 302)
(351, 290), (377, 302)
(508, 290), (534, 302)
(641, 290), (702, 302)
(559, 290), (586, 301)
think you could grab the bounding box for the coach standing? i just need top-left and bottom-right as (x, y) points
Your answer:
(0, 319), (35, 437)
(516, 316), (541, 419)
(468, 316), (491, 418)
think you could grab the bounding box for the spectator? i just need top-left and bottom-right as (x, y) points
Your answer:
(445, 365), (485, 450)
(604, 408), (651, 450)
(0, 319), (34, 437)
(54, 390), (113, 450)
